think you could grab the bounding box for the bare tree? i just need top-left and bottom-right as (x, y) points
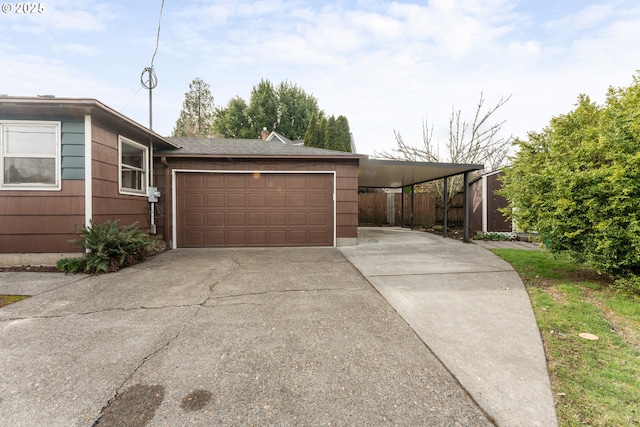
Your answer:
(376, 92), (511, 204)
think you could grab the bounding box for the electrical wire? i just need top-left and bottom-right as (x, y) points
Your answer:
(150, 0), (165, 69)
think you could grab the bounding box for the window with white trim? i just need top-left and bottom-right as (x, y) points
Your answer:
(0, 121), (61, 190)
(119, 136), (148, 195)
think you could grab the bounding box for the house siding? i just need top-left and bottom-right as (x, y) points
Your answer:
(154, 157), (359, 247)
(0, 180), (85, 253)
(91, 119), (151, 231)
(0, 116), (86, 253)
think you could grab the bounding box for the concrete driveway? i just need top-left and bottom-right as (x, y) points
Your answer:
(1, 245), (494, 426)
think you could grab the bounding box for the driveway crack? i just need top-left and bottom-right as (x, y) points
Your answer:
(91, 251), (242, 425)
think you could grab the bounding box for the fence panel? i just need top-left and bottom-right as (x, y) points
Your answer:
(394, 193), (436, 227)
(358, 192), (464, 227)
(358, 193), (388, 224)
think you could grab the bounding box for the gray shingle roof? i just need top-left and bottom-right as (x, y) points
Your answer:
(159, 137), (364, 158)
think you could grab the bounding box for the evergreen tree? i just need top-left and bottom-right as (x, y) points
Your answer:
(324, 116), (339, 151)
(335, 115), (352, 152)
(172, 77), (216, 137)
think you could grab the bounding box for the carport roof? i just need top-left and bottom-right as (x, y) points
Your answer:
(358, 158), (484, 188)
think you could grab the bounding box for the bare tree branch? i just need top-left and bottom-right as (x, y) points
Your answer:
(375, 92), (512, 204)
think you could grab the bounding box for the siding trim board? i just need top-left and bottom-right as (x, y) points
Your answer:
(171, 169), (337, 249)
(84, 114), (92, 228)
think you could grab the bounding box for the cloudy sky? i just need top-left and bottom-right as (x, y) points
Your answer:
(1, 0), (639, 156)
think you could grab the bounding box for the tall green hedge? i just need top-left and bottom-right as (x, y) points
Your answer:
(501, 74), (640, 276)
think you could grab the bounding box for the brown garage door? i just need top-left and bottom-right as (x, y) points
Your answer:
(177, 172), (334, 247)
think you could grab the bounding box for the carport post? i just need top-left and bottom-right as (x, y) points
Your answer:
(443, 177), (448, 239)
(463, 171), (470, 243)
(401, 186), (405, 226)
(411, 184), (415, 230)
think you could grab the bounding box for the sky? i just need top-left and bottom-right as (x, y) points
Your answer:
(1, 0), (639, 157)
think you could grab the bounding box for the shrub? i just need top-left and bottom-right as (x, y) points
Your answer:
(57, 220), (158, 274)
(472, 232), (516, 241)
(612, 275), (640, 298)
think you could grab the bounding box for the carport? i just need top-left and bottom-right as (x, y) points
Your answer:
(357, 159), (484, 241)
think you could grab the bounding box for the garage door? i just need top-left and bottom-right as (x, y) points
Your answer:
(176, 172), (334, 247)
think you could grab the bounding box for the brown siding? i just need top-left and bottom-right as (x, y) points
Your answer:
(486, 173), (511, 232)
(0, 180), (85, 253)
(91, 120), (151, 230)
(155, 158), (360, 245)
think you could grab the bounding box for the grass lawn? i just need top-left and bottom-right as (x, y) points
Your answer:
(493, 249), (640, 427)
(0, 294), (29, 308)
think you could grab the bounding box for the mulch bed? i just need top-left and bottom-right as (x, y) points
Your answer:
(0, 266), (61, 272)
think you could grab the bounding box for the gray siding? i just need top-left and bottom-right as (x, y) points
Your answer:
(61, 119), (85, 180)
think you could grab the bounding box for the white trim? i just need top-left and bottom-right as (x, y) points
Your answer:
(84, 115), (92, 226)
(171, 169), (337, 249)
(118, 136), (148, 196)
(0, 120), (61, 191)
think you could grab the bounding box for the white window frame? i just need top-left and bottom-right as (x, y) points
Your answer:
(0, 120), (61, 191)
(118, 136), (148, 196)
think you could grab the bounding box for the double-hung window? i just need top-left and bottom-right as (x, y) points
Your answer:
(0, 121), (61, 190)
(119, 136), (148, 196)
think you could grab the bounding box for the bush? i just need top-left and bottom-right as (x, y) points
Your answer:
(57, 220), (158, 274)
(612, 275), (640, 298)
(472, 232), (516, 241)
(501, 73), (640, 284)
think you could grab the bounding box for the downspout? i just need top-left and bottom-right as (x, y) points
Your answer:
(161, 156), (171, 247)
(149, 140), (155, 233)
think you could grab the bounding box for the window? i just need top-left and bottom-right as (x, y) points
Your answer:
(119, 136), (148, 195)
(0, 121), (61, 190)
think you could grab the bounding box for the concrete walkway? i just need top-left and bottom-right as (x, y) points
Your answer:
(340, 227), (557, 427)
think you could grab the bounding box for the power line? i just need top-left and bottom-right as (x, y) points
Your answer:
(150, 0), (165, 69)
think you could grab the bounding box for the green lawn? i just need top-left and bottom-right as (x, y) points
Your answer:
(0, 294), (29, 308)
(493, 249), (640, 426)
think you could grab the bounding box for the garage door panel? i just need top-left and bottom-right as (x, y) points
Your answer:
(177, 173), (333, 247)
(248, 193), (266, 207)
(185, 213), (203, 227)
(184, 174), (204, 188)
(269, 194), (287, 207)
(309, 212), (327, 225)
(289, 194), (308, 207)
(227, 212), (246, 226)
(309, 194), (328, 207)
(289, 212), (308, 225)
(205, 174), (224, 188)
(227, 194), (245, 207)
(227, 230), (247, 245)
(206, 231), (225, 245)
(248, 212), (267, 226)
(206, 193), (224, 208)
(207, 213), (224, 227)
(226, 175), (246, 189)
(185, 194), (204, 208)
(269, 212), (287, 226)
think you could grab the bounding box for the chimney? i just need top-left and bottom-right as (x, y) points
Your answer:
(261, 127), (268, 140)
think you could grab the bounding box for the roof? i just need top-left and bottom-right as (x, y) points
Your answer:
(265, 131), (304, 146)
(358, 158), (484, 188)
(160, 137), (365, 159)
(0, 96), (180, 150)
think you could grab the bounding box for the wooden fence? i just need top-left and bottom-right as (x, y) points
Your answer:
(359, 192), (464, 227)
